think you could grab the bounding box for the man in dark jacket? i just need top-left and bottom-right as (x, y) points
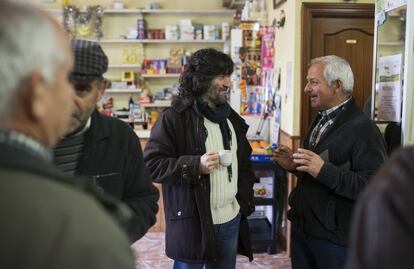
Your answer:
(272, 55), (387, 269)
(144, 48), (255, 269)
(346, 146), (414, 269)
(54, 39), (159, 242)
(0, 2), (134, 268)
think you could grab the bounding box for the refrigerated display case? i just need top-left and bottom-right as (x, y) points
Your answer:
(372, 0), (414, 145)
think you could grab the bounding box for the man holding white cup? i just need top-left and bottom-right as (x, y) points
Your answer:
(144, 48), (255, 269)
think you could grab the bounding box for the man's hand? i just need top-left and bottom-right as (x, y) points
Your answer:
(199, 152), (219, 174)
(271, 145), (297, 171)
(292, 148), (324, 178)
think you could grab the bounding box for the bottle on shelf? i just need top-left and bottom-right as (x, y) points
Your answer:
(123, 47), (130, 64)
(128, 48), (138, 64)
(128, 95), (135, 128)
(143, 112), (149, 130)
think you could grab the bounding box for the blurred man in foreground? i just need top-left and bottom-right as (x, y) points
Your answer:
(0, 1), (134, 268)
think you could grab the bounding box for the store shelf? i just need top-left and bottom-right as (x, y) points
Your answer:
(46, 8), (235, 15)
(378, 41), (405, 46)
(99, 39), (143, 44)
(106, 88), (142, 94)
(99, 39), (225, 44)
(249, 161), (287, 254)
(45, 4), (233, 116)
(134, 129), (151, 139)
(104, 9), (142, 14)
(143, 39), (225, 44)
(141, 74), (180, 78)
(253, 197), (274, 206)
(108, 64), (141, 68)
(140, 100), (172, 107)
(141, 9), (236, 15)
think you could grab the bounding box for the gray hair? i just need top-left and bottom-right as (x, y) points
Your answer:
(0, 1), (66, 118)
(310, 55), (354, 95)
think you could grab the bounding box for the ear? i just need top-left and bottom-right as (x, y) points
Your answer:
(23, 72), (48, 121)
(333, 80), (343, 93)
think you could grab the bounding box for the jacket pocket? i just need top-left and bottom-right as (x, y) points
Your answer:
(168, 206), (195, 221)
(92, 172), (122, 197)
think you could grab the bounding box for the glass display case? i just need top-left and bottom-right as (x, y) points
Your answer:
(372, 0), (413, 145)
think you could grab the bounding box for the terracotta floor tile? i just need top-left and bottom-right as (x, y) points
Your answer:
(132, 232), (291, 269)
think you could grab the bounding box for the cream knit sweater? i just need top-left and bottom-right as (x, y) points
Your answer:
(204, 118), (240, 224)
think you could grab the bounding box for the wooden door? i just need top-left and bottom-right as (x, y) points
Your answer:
(300, 3), (375, 141)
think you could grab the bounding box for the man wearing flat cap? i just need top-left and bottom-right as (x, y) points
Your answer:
(54, 39), (159, 242)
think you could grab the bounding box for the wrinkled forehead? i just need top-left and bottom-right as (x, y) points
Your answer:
(307, 63), (326, 78)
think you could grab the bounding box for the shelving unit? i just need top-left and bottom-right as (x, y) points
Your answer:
(105, 88), (142, 94)
(43, 4), (234, 135)
(48, 8), (235, 15)
(85, 7), (231, 110)
(108, 64), (140, 68)
(248, 161), (286, 254)
(141, 74), (180, 78)
(140, 100), (172, 108)
(99, 39), (225, 44)
(141, 9), (235, 15)
(378, 41), (405, 46)
(372, 2), (411, 128)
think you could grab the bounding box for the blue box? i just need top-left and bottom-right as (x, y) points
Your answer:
(250, 154), (273, 163)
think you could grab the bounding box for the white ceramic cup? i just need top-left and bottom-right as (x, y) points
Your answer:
(218, 150), (232, 166)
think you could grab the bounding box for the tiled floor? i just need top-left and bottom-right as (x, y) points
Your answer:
(132, 232), (291, 269)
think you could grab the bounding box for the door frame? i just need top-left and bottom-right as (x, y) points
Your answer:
(300, 3), (375, 140)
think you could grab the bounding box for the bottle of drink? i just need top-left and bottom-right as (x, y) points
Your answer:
(143, 112), (149, 130)
(128, 96), (135, 129)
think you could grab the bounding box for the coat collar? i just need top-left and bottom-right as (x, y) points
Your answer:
(87, 109), (110, 141)
(0, 142), (69, 181)
(171, 96), (195, 113)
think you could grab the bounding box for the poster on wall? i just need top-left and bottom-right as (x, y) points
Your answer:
(240, 22), (262, 86)
(240, 85), (273, 116)
(261, 26), (275, 71)
(376, 54), (403, 122)
(377, 81), (402, 122)
(261, 26), (275, 91)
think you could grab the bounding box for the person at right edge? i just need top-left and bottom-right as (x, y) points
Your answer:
(144, 48), (255, 269)
(272, 55), (387, 269)
(345, 146), (414, 269)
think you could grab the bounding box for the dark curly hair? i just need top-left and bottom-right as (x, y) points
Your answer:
(178, 48), (234, 99)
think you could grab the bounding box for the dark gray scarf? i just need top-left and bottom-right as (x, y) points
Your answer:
(196, 98), (232, 182)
